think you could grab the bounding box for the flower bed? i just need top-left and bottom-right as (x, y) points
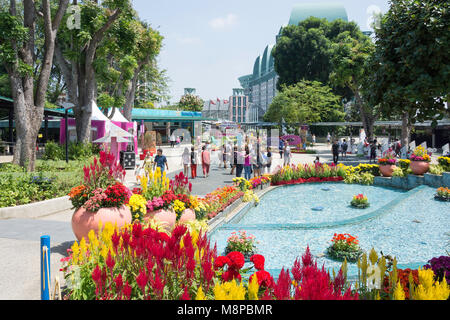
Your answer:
(434, 187), (450, 202)
(271, 163), (346, 186)
(350, 194), (370, 209)
(326, 233), (364, 263)
(60, 220), (450, 300)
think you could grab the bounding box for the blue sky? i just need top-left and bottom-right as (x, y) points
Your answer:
(133, 0), (390, 104)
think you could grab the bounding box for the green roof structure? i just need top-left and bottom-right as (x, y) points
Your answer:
(288, 2), (348, 26)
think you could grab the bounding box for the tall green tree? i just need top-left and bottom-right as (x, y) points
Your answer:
(330, 32), (376, 140)
(178, 93), (204, 112)
(54, 0), (133, 142)
(0, 0), (69, 170)
(264, 80), (344, 128)
(364, 0), (450, 148)
(272, 17), (363, 91)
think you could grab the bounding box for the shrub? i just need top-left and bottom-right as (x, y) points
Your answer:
(429, 164), (444, 175)
(42, 141), (64, 160)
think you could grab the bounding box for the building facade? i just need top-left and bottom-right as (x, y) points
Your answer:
(229, 89), (248, 123)
(239, 3), (349, 123)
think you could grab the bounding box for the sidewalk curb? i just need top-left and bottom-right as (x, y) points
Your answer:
(0, 196), (72, 220)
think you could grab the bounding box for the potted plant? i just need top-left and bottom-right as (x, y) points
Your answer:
(409, 146), (431, 175)
(326, 233), (364, 263)
(69, 151), (131, 242)
(224, 230), (258, 261)
(378, 150), (397, 177)
(435, 187), (450, 202)
(351, 194), (370, 209)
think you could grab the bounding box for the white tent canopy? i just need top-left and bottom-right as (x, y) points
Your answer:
(91, 101), (111, 121)
(108, 108), (129, 123)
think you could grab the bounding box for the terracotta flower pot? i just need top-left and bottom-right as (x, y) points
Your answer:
(72, 205), (132, 242)
(379, 164), (397, 177)
(144, 209), (177, 230)
(179, 208), (196, 224)
(410, 161), (430, 175)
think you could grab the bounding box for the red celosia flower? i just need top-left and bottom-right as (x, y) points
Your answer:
(222, 269), (242, 282)
(114, 274), (123, 291)
(250, 254), (265, 271)
(92, 265), (102, 284)
(136, 269), (148, 293)
(226, 251), (245, 270)
(122, 281), (132, 300)
(106, 252), (115, 270)
(273, 268), (291, 300)
(214, 256), (230, 270)
(158, 232), (170, 243)
(111, 232), (120, 251)
(250, 270), (274, 288)
(181, 287), (191, 300)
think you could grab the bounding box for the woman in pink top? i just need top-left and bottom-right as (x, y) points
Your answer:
(201, 145), (211, 178)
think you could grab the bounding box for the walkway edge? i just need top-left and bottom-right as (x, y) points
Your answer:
(0, 196), (72, 220)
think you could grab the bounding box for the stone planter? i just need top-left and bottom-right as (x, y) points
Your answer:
(392, 176), (408, 190)
(179, 208), (196, 224)
(424, 173), (444, 188)
(379, 164), (397, 177)
(72, 205), (132, 242)
(443, 172), (450, 188)
(144, 209), (177, 230)
(410, 161), (430, 175)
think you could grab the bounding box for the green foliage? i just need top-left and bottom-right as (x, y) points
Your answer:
(364, 0), (450, 126)
(42, 141), (64, 161)
(429, 164), (444, 176)
(42, 141), (99, 161)
(344, 172), (375, 185)
(178, 93), (204, 112)
(264, 80), (344, 126)
(272, 17), (365, 93)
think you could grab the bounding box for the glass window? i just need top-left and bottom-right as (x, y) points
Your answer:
(243, 97), (247, 105)
(238, 97), (242, 107)
(233, 96), (236, 105)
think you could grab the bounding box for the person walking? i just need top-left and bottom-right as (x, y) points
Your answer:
(253, 141), (262, 178)
(312, 134), (316, 146)
(170, 134), (176, 148)
(370, 141), (377, 163)
(182, 147), (190, 177)
(244, 147), (252, 180)
(190, 146), (198, 179)
(265, 146), (272, 174)
(235, 146), (244, 178)
(332, 140), (340, 165)
(222, 144), (228, 169)
(327, 133), (331, 145)
(230, 145), (238, 175)
(342, 139), (348, 159)
(153, 148), (169, 173)
(279, 139), (284, 159)
(283, 143), (291, 166)
(201, 145), (210, 178)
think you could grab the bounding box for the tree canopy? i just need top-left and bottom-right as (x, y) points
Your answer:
(364, 0), (450, 127)
(178, 93), (204, 112)
(264, 80), (344, 127)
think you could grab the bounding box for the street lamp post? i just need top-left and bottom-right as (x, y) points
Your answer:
(64, 106), (75, 163)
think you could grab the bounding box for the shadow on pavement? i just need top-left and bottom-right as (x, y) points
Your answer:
(52, 241), (73, 257)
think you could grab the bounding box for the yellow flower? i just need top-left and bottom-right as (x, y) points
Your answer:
(248, 275), (259, 300)
(413, 268), (450, 300)
(195, 287), (206, 300)
(214, 280), (246, 300)
(393, 281), (405, 300)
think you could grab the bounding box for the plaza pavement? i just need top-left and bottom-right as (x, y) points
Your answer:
(0, 142), (442, 299)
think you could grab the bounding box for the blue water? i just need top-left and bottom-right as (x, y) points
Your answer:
(208, 183), (450, 277)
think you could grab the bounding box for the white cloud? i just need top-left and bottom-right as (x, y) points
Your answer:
(209, 13), (238, 30)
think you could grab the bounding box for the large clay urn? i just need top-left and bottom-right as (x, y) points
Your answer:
(144, 209), (177, 230)
(179, 208), (196, 224)
(72, 205), (132, 242)
(410, 161), (430, 175)
(379, 165), (397, 177)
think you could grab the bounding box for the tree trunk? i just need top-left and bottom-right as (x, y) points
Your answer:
(401, 111), (412, 150)
(123, 66), (141, 121)
(354, 88), (375, 142)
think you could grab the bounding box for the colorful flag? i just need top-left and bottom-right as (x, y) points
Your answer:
(210, 100), (216, 105)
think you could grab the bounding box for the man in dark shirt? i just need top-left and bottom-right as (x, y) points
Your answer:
(153, 149), (169, 173)
(332, 140), (339, 164)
